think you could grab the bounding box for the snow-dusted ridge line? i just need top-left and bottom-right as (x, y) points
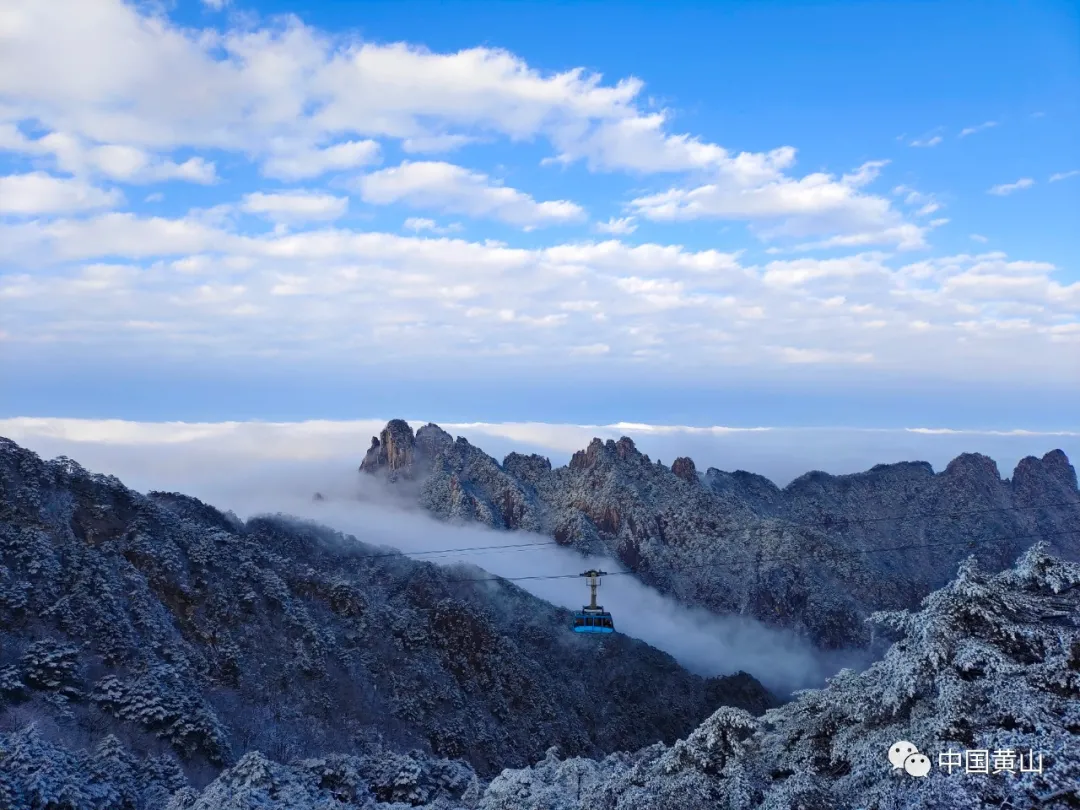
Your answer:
(354, 419), (1080, 656)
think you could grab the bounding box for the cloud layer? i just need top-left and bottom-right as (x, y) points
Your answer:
(0, 0), (1075, 393)
(357, 161), (585, 228)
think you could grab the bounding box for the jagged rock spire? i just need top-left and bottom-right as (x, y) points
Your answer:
(359, 420), (454, 480)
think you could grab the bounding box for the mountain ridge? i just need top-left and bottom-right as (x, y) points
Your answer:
(357, 420), (1080, 650)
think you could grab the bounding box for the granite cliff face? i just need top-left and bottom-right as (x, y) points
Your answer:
(359, 421), (1080, 650)
(360, 421), (455, 483)
(0, 437), (773, 807)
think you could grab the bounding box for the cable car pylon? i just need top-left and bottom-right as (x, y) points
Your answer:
(572, 569), (614, 634)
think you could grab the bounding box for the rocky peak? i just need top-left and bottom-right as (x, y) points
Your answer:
(614, 436), (640, 462)
(381, 419), (416, 467)
(567, 436), (649, 473)
(867, 460), (936, 479)
(705, 468), (780, 492)
(503, 452), (553, 483)
(359, 419), (419, 479)
(671, 456), (697, 483)
(1012, 449), (1079, 501)
(415, 422), (454, 460)
(782, 469), (834, 495)
(360, 421), (466, 481)
(360, 436), (381, 470)
(568, 438), (607, 471)
(942, 452), (1002, 481)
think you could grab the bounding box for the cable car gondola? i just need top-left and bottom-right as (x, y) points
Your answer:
(572, 569), (614, 633)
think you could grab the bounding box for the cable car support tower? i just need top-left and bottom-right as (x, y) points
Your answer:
(573, 569), (614, 633)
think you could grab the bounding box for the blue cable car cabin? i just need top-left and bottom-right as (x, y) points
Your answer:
(573, 609), (614, 633)
(573, 570), (615, 634)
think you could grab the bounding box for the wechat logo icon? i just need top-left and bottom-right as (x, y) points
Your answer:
(889, 741), (931, 777)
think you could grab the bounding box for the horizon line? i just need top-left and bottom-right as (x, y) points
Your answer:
(0, 416), (1077, 440)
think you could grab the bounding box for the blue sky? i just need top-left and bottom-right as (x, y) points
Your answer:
(0, 0), (1077, 429)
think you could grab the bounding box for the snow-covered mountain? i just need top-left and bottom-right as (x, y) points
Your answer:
(359, 420), (1080, 651)
(2, 431), (1077, 809)
(0, 436), (770, 806)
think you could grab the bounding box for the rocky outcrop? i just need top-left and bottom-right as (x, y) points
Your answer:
(358, 421), (1080, 651)
(421, 437), (546, 532)
(359, 418), (418, 479)
(360, 421), (455, 481)
(671, 456), (697, 483)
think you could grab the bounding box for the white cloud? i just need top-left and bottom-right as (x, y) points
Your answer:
(909, 134), (943, 148)
(2, 213), (227, 260)
(240, 190), (348, 222)
(987, 178), (1035, 196)
(88, 149), (218, 184)
(403, 217), (438, 232)
(569, 343), (610, 355)
(774, 347), (873, 364)
(261, 140), (382, 180)
(840, 160), (889, 187)
(895, 252), (1078, 316)
(202, 0), (229, 9)
(0, 0), (644, 158)
(0, 172), (122, 214)
(892, 185), (944, 218)
(0, 1), (927, 255)
(1, 212), (1075, 382)
(630, 159), (921, 250)
(969, 234), (988, 243)
(545, 112), (732, 173)
(1049, 170), (1079, 183)
(0, 0), (1072, 388)
(401, 134), (475, 154)
(0, 128), (218, 184)
(0, 0), (936, 255)
(595, 216), (637, 235)
(403, 217), (462, 235)
(958, 120), (998, 138)
(761, 255), (886, 288)
(358, 161), (586, 228)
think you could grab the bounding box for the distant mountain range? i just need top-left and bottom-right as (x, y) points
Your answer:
(358, 419), (1080, 650)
